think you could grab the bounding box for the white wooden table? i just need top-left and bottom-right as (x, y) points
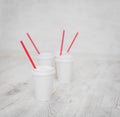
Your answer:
(0, 54), (120, 117)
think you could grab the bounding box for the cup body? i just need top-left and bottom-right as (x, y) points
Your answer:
(55, 54), (73, 83)
(37, 52), (54, 66)
(33, 66), (55, 101)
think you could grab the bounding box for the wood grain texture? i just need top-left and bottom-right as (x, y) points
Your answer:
(0, 55), (120, 117)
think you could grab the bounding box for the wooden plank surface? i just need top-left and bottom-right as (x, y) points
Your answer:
(0, 55), (120, 117)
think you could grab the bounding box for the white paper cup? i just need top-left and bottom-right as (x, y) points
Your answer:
(37, 52), (55, 66)
(55, 54), (73, 83)
(33, 66), (55, 101)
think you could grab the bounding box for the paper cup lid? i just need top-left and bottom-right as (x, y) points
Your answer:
(33, 66), (55, 76)
(56, 54), (73, 62)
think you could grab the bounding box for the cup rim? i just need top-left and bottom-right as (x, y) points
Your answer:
(33, 66), (55, 76)
(55, 54), (73, 62)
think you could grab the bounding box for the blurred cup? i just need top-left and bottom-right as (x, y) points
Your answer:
(37, 52), (55, 67)
(55, 53), (73, 83)
(33, 66), (55, 101)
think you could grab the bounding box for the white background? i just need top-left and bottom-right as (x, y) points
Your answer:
(0, 0), (120, 56)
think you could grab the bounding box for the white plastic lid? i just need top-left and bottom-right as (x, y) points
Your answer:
(33, 66), (55, 76)
(55, 54), (73, 62)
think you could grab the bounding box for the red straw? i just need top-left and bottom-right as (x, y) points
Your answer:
(60, 30), (65, 56)
(20, 41), (37, 69)
(67, 32), (79, 53)
(26, 33), (40, 55)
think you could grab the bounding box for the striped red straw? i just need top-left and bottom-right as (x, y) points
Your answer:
(67, 32), (79, 53)
(26, 33), (40, 55)
(60, 30), (65, 56)
(20, 41), (37, 69)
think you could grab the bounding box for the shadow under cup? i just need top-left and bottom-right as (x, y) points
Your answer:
(32, 66), (55, 101)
